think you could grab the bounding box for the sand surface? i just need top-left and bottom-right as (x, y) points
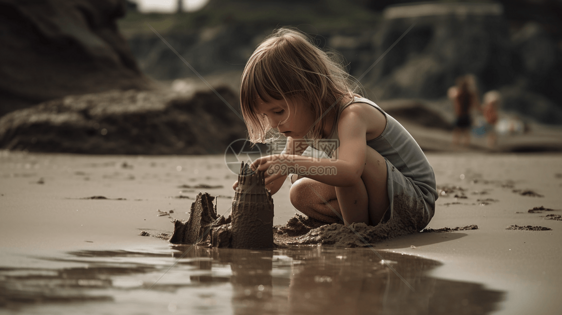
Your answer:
(1, 151), (561, 314)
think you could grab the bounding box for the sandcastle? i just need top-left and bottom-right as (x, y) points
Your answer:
(167, 162), (429, 248)
(169, 162), (274, 249)
(230, 162), (274, 249)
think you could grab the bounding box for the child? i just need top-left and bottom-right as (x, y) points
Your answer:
(233, 28), (437, 230)
(482, 91), (501, 149)
(448, 75), (481, 147)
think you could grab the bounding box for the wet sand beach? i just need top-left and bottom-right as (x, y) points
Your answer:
(1, 151), (561, 314)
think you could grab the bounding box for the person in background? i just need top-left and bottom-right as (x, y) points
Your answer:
(482, 90), (501, 149)
(448, 75), (481, 147)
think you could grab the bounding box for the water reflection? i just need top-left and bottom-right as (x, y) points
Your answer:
(0, 246), (503, 314)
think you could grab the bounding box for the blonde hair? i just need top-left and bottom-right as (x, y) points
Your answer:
(240, 27), (362, 143)
(483, 90), (501, 105)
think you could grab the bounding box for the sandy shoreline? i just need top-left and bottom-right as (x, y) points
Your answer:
(1, 151), (561, 314)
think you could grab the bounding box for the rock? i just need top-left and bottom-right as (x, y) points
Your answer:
(0, 0), (157, 117)
(0, 86), (246, 154)
(511, 22), (561, 99)
(498, 85), (562, 125)
(128, 24), (258, 82)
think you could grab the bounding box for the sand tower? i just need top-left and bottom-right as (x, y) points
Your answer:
(230, 162), (274, 249)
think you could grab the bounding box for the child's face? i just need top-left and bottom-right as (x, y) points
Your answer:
(256, 96), (315, 139)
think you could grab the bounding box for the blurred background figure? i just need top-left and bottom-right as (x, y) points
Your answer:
(482, 90), (501, 149)
(448, 75), (481, 147)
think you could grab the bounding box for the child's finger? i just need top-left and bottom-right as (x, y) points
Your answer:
(264, 173), (282, 186)
(232, 181), (238, 190)
(250, 159), (260, 171)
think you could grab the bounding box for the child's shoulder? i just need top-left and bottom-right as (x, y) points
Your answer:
(340, 97), (384, 118)
(338, 97), (386, 139)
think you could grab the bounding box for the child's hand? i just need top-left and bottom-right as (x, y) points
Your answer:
(250, 155), (292, 177)
(230, 155), (292, 195)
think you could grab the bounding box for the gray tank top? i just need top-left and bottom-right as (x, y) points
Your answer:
(307, 96), (438, 209)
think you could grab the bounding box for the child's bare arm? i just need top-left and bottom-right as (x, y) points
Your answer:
(252, 107), (375, 187)
(232, 137), (307, 194)
(265, 174), (287, 195)
(263, 136), (308, 194)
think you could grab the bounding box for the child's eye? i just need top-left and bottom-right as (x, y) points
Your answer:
(274, 110), (284, 115)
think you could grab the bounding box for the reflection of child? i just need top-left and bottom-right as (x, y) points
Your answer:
(482, 91), (501, 148)
(233, 28), (437, 230)
(448, 75), (481, 147)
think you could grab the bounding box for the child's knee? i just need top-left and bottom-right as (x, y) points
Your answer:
(289, 178), (310, 208)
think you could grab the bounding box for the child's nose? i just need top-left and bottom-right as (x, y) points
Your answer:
(268, 117), (281, 129)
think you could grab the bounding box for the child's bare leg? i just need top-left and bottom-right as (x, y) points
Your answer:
(360, 146), (390, 225)
(289, 179), (369, 224)
(289, 178), (342, 223)
(335, 180), (370, 224)
(289, 146), (389, 226)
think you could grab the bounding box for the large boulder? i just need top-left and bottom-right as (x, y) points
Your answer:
(0, 87), (246, 154)
(0, 0), (157, 117)
(510, 22), (562, 104)
(128, 24), (261, 81)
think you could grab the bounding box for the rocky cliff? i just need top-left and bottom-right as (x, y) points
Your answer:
(0, 0), (158, 117)
(363, 3), (562, 124)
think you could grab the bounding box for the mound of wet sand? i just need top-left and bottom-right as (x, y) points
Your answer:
(170, 190), (439, 248)
(506, 225), (552, 231)
(275, 214), (335, 237)
(0, 87), (246, 154)
(528, 206), (556, 213)
(171, 164), (275, 249)
(169, 193), (224, 244)
(421, 225), (479, 233)
(545, 214), (562, 221)
(513, 189), (544, 197)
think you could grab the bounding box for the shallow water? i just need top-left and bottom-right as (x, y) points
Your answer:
(0, 245), (503, 314)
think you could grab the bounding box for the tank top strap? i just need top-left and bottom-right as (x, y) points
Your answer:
(352, 96), (383, 111)
(339, 96), (358, 113)
(329, 96), (383, 138)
